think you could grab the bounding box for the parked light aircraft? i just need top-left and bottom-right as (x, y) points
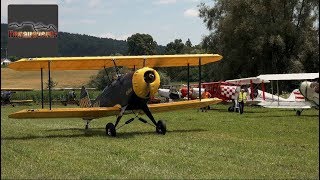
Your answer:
(179, 73), (319, 115)
(1, 88), (34, 106)
(256, 73), (319, 115)
(7, 54), (223, 137)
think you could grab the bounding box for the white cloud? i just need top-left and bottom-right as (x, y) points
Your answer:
(99, 32), (132, 41)
(183, 8), (199, 17)
(88, 0), (101, 8)
(153, 0), (177, 5)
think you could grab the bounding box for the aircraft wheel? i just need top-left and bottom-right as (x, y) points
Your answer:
(296, 110), (301, 116)
(156, 120), (166, 135)
(106, 123), (116, 137)
(228, 106), (234, 112)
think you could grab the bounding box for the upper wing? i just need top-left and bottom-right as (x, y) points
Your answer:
(8, 98), (222, 119)
(257, 73), (319, 81)
(8, 54), (222, 71)
(225, 77), (270, 85)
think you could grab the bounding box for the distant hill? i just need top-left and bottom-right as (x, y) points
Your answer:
(1, 24), (165, 58)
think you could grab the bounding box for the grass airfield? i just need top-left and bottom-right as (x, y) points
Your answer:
(1, 104), (319, 179)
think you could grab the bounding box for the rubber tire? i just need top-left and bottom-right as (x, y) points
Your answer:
(296, 110), (301, 116)
(228, 106), (234, 112)
(106, 123), (116, 137)
(156, 120), (166, 135)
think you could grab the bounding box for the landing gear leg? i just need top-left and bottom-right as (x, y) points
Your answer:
(84, 119), (91, 130)
(105, 105), (127, 137)
(296, 110), (302, 116)
(142, 104), (166, 135)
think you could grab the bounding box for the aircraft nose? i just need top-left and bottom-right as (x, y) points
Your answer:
(299, 81), (308, 97)
(132, 67), (160, 99)
(144, 71), (156, 83)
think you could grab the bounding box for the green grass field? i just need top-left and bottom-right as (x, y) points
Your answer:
(1, 104), (319, 179)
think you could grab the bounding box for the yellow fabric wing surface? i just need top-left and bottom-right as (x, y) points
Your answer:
(8, 54), (222, 71)
(8, 98), (222, 119)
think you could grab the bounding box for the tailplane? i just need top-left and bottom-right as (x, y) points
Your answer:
(287, 89), (305, 102)
(80, 86), (92, 108)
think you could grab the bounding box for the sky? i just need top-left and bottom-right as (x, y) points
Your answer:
(1, 0), (213, 46)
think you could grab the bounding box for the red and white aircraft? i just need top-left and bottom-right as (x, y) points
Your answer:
(256, 73), (319, 115)
(179, 73), (319, 115)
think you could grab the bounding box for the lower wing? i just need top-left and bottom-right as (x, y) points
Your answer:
(8, 98), (222, 119)
(10, 100), (34, 103)
(258, 101), (312, 109)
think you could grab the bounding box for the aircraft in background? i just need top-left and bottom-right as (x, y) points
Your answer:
(256, 73), (319, 115)
(1, 88), (34, 107)
(52, 88), (96, 106)
(179, 73), (319, 115)
(8, 54), (223, 137)
(158, 85), (182, 101)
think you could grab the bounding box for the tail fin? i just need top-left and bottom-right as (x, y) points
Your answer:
(80, 86), (92, 108)
(287, 89), (305, 102)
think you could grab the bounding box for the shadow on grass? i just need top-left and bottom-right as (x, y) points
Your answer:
(247, 114), (319, 118)
(211, 109), (265, 113)
(2, 128), (207, 141)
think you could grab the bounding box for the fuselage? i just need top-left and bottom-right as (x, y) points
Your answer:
(92, 67), (160, 109)
(299, 81), (319, 106)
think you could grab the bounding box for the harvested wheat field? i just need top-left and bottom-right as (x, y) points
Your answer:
(1, 68), (98, 89)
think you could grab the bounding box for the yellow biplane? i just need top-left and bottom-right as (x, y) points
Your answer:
(8, 54), (223, 136)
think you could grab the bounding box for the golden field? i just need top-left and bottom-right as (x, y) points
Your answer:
(1, 68), (98, 89)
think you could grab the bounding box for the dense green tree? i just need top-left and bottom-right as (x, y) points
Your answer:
(199, 0), (319, 82)
(88, 67), (131, 90)
(185, 38), (192, 48)
(165, 39), (185, 54)
(127, 33), (158, 55)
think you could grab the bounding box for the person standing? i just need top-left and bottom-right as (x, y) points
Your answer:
(238, 88), (247, 114)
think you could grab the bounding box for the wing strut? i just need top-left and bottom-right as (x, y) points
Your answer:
(48, 61), (52, 110)
(40, 68), (44, 109)
(198, 57), (202, 101)
(277, 80), (280, 106)
(103, 66), (112, 85)
(112, 59), (121, 76)
(187, 63), (190, 100)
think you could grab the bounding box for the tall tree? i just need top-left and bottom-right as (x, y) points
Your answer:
(165, 39), (185, 54)
(127, 33), (158, 55)
(199, 0), (319, 82)
(185, 38), (192, 47)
